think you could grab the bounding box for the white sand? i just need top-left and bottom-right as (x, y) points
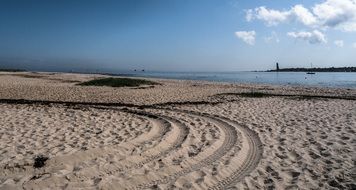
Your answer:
(0, 72), (355, 189)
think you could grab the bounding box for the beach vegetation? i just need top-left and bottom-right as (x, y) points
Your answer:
(0, 68), (26, 72)
(78, 77), (159, 87)
(33, 155), (49, 168)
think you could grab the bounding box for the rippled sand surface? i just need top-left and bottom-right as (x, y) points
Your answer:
(0, 72), (355, 189)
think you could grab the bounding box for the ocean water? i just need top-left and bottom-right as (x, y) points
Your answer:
(122, 71), (356, 89)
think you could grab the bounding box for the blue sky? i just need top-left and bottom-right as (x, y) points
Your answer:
(0, 0), (355, 72)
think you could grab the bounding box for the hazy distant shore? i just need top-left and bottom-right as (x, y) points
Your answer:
(0, 72), (355, 189)
(267, 66), (356, 72)
(0, 68), (26, 72)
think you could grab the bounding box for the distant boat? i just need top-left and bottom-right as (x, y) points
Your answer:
(306, 63), (316, 74)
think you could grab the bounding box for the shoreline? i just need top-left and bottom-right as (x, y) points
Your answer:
(2, 70), (356, 90)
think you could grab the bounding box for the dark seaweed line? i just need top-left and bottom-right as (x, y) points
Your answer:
(0, 98), (221, 108)
(215, 92), (356, 100)
(0, 91), (354, 110)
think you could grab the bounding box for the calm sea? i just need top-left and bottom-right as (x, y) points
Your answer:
(119, 71), (356, 89)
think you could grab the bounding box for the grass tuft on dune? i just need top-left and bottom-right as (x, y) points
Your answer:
(78, 77), (159, 87)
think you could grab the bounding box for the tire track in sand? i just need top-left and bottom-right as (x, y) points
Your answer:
(97, 108), (190, 173)
(0, 109), (169, 180)
(128, 108), (239, 189)
(125, 108), (262, 189)
(205, 114), (263, 189)
(0, 104), (262, 190)
(167, 109), (263, 189)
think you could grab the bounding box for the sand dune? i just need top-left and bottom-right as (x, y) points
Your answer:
(0, 72), (355, 189)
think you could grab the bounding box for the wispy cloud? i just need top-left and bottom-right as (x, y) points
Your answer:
(264, 31), (280, 43)
(235, 31), (256, 45)
(353, 42), (356, 48)
(287, 30), (327, 44)
(246, 0), (356, 32)
(334, 40), (344, 47)
(246, 6), (290, 26)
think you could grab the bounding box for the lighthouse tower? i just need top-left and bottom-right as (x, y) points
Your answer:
(276, 62), (280, 71)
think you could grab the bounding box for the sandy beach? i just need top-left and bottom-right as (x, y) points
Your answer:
(0, 72), (355, 189)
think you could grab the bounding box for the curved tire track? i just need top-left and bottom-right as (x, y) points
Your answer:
(166, 109), (263, 189)
(129, 108), (239, 189)
(206, 114), (263, 189)
(100, 108), (190, 173)
(127, 108), (262, 190)
(0, 102), (263, 190)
